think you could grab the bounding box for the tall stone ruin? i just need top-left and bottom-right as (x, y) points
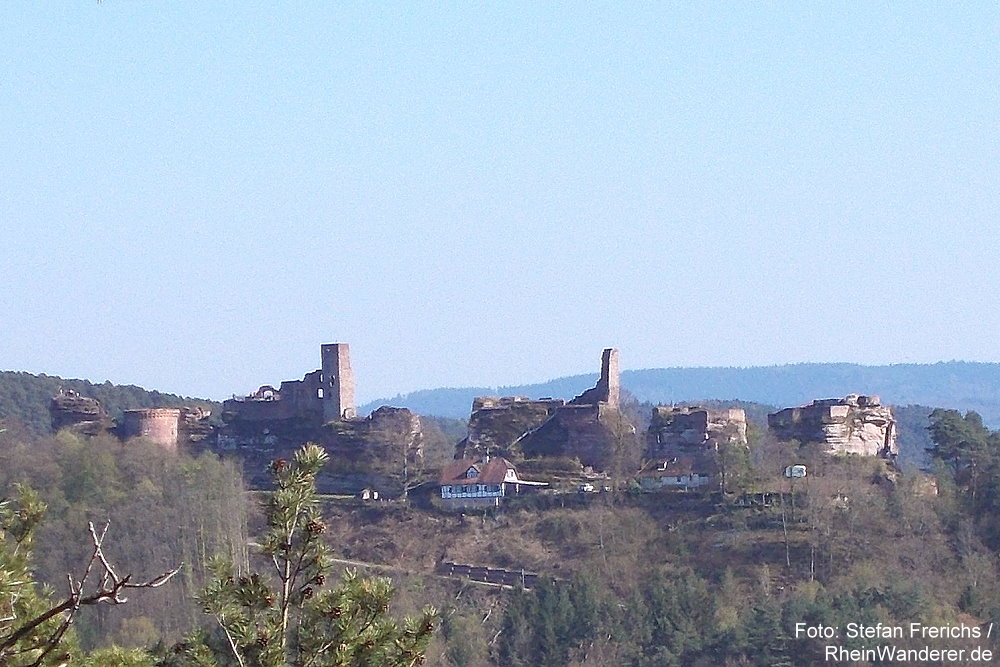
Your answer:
(321, 343), (356, 421)
(222, 342), (357, 426)
(459, 348), (631, 469)
(569, 348), (619, 407)
(122, 408), (181, 451)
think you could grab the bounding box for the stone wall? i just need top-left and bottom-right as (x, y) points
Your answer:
(647, 406), (748, 456)
(767, 394), (897, 458)
(222, 343), (357, 426)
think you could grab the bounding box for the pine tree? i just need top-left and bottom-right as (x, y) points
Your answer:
(197, 444), (436, 666)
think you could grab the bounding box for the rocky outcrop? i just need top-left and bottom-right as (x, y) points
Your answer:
(179, 406), (214, 443)
(459, 397), (564, 460)
(647, 406), (748, 456)
(49, 389), (113, 435)
(218, 406), (427, 496)
(518, 403), (632, 470)
(767, 394), (897, 458)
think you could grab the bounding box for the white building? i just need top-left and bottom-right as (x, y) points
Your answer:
(439, 457), (546, 508)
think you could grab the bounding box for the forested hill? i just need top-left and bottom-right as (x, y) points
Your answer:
(0, 370), (220, 435)
(362, 361), (1000, 425)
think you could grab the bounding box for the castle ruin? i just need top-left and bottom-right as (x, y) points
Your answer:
(767, 394), (897, 458)
(221, 343), (356, 426)
(122, 408), (181, 451)
(218, 342), (425, 495)
(647, 406), (748, 455)
(459, 348), (632, 469)
(49, 389), (211, 451)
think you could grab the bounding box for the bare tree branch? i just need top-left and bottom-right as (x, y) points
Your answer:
(0, 521), (181, 663)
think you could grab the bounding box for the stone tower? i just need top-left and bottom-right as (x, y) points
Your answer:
(568, 348), (620, 407)
(122, 408), (181, 451)
(599, 347), (620, 407)
(321, 343), (356, 421)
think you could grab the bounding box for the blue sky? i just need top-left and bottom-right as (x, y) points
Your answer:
(2, 3), (998, 402)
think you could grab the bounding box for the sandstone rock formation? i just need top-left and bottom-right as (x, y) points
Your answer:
(767, 394), (897, 458)
(49, 389), (113, 435)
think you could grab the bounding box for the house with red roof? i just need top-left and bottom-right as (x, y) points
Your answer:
(637, 455), (715, 492)
(439, 456), (546, 508)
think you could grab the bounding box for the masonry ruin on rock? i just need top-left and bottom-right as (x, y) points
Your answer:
(458, 348), (631, 469)
(49, 389), (212, 450)
(217, 343), (424, 495)
(221, 343), (356, 426)
(767, 394), (897, 458)
(47, 343), (424, 496)
(647, 405), (749, 455)
(639, 406), (749, 492)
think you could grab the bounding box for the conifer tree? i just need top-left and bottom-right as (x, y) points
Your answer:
(197, 444), (436, 667)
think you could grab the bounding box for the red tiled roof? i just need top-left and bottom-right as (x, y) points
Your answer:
(439, 457), (516, 485)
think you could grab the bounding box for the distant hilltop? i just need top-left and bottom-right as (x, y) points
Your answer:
(361, 361), (1000, 427)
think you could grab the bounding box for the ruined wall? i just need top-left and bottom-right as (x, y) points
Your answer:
(569, 348), (619, 407)
(647, 406), (748, 456)
(222, 343), (355, 426)
(767, 394), (897, 458)
(460, 349), (631, 470)
(122, 408), (181, 451)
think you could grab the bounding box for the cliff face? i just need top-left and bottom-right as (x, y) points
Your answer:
(217, 406), (427, 495)
(767, 394), (897, 458)
(49, 391), (112, 434)
(459, 397), (564, 460)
